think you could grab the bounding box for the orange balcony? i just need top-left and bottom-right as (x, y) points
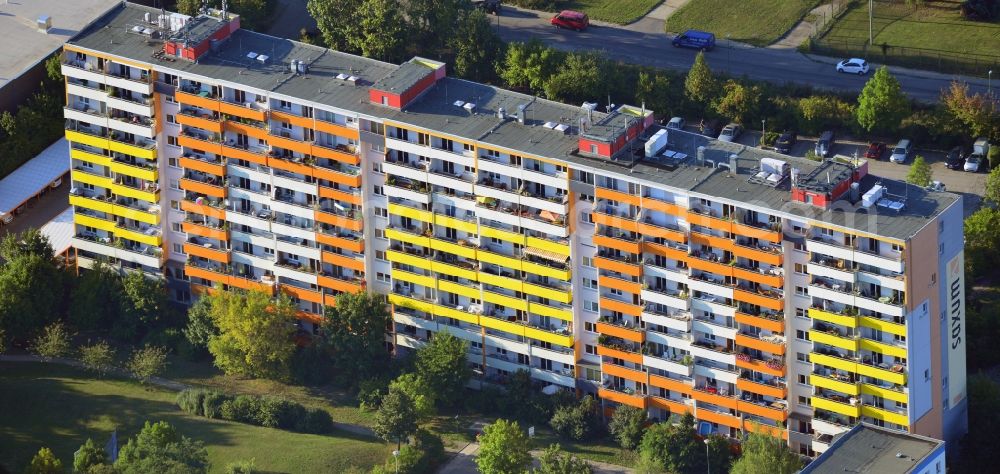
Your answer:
(228, 274), (274, 293)
(687, 255), (734, 278)
(596, 344), (643, 365)
(178, 134), (223, 155)
(182, 220), (227, 241)
(593, 256), (641, 277)
(686, 210), (733, 233)
(636, 221), (687, 243)
(177, 112), (223, 134)
(176, 90), (220, 112)
(315, 210), (363, 232)
(313, 165), (363, 187)
(311, 143), (360, 165)
(691, 387), (739, 410)
(181, 199), (226, 220)
(281, 284), (324, 304)
(733, 288), (783, 311)
(643, 241), (689, 263)
(738, 401), (788, 422)
(600, 297), (643, 317)
(736, 378), (787, 399)
(180, 178), (226, 198)
(321, 251), (365, 272)
(317, 233), (364, 253)
(733, 222), (781, 243)
(596, 320), (644, 343)
(602, 363), (646, 383)
(269, 109), (314, 129)
(268, 133), (313, 155)
(183, 242), (230, 263)
(318, 185), (362, 205)
(596, 187), (641, 207)
(690, 231), (734, 252)
(593, 233), (641, 255)
(185, 264), (229, 286)
(697, 408), (741, 429)
(267, 156), (313, 176)
(598, 387), (647, 409)
(736, 356), (785, 377)
(742, 421), (787, 439)
(735, 333), (786, 355)
(648, 374), (693, 395)
(591, 211), (639, 233)
(318, 274), (364, 294)
(219, 100), (267, 122)
(222, 144), (268, 165)
(224, 120), (269, 140)
(296, 309), (325, 325)
(313, 119), (360, 140)
(731, 243), (782, 266)
(649, 396), (689, 415)
(598, 274), (641, 295)
(179, 157), (225, 176)
(642, 197), (685, 216)
(733, 266), (782, 288)
(735, 312), (784, 333)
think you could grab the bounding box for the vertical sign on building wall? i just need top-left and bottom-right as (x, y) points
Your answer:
(947, 251), (967, 406)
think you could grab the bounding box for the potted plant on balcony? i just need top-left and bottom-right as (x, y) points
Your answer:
(682, 354), (694, 367)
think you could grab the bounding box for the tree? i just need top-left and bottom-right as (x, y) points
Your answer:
(414, 331), (470, 407)
(550, 395), (599, 441)
(183, 296), (217, 351)
(322, 291), (391, 386)
(388, 373), (436, 420)
(476, 419), (531, 474)
(0, 228), (53, 260)
(348, 0), (407, 62)
(714, 80), (762, 124)
(451, 9), (504, 83)
(306, 0), (363, 51)
(956, 375), (1000, 471)
(115, 421), (209, 474)
(986, 166), (1000, 204)
(24, 447), (63, 474)
(729, 428), (802, 474)
(69, 259), (122, 331)
(207, 289), (296, 380)
(73, 438), (108, 473)
(941, 81), (998, 139)
(609, 405), (646, 450)
(705, 434), (732, 474)
(373, 389), (418, 450)
(636, 71), (674, 120)
(118, 269), (168, 341)
(965, 207), (1000, 278)
(44, 55), (63, 85)
(498, 40), (561, 92)
(128, 345), (168, 385)
(906, 155), (933, 187)
(685, 52), (718, 107)
(176, 0), (203, 16)
(638, 412), (702, 474)
(0, 328), (6, 355)
(856, 66), (910, 133)
(535, 444), (592, 474)
(79, 341), (116, 377)
(544, 51), (606, 103)
(798, 95), (854, 135)
(0, 250), (65, 341)
(32, 322), (72, 360)
(404, 0), (464, 52)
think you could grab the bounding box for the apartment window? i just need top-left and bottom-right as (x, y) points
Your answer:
(169, 179), (180, 190)
(795, 286), (807, 297)
(167, 136), (179, 147)
(166, 114), (176, 124)
(372, 162), (383, 174)
(168, 157), (179, 168)
(584, 344), (597, 355)
(463, 143), (474, 152)
(165, 94), (176, 104)
(939, 221), (945, 233)
(793, 241), (806, 252)
(374, 207), (387, 218)
(376, 272), (390, 283)
(583, 278), (597, 290)
(170, 200), (180, 211)
(798, 375), (807, 385)
(577, 170), (594, 184)
(373, 185), (384, 196)
(798, 396), (811, 407)
(172, 243), (184, 255)
(584, 300), (598, 312)
(892, 243), (903, 252)
(795, 330), (810, 342)
(263, 247), (274, 256)
(795, 307), (806, 318)
(585, 367), (600, 382)
(579, 194), (594, 202)
(279, 100), (291, 109)
(584, 322), (596, 333)
(281, 121), (292, 130)
(582, 256), (594, 268)
(797, 352), (809, 363)
(609, 288), (623, 296)
(375, 229), (386, 239)
(794, 263), (806, 275)
(376, 250), (387, 261)
(171, 222), (182, 233)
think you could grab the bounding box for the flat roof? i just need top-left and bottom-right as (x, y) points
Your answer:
(372, 59), (433, 94)
(40, 207), (75, 255)
(0, 0), (119, 89)
(803, 424), (943, 474)
(0, 138), (70, 215)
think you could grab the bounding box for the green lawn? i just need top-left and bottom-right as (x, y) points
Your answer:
(665, 0), (821, 46)
(816, 1), (1000, 75)
(510, 0), (662, 25)
(0, 363), (389, 474)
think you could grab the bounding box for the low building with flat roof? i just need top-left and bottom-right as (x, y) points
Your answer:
(801, 423), (945, 474)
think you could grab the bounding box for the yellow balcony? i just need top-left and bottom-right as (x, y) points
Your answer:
(435, 214), (477, 233)
(389, 293), (435, 314)
(391, 269), (436, 289)
(480, 315), (526, 337)
(482, 290), (529, 312)
(438, 279), (481, 299)
(521, 260), (570, 281)
(109, 160), (157, 181)
(69, 195), (113, 214)
(66, 129), (109, 149)
(385, 227), (430, 248)
(480, 225), (525, 245)
(115, 225), (162, 246)
(70, 148), (111, 167)
(859, 338), (907, 359)
(477, 249), (522, 271)
(809, 330), (860, 351)
(524, 326), (573, 347)
(386, 250), (433, 271)
(479, 271), (523, 292)
(388, 203), (432, 222)
(430, 238), (477, 259)
(809, 352), (857, 374)
(431, 260), (478, 281)
(861, 405), (908, 427)
(107, 139), (156, 160)
(522, 282), (571, 304)
(855, 362), (906, 386)
(859, 316), (906, 337)
(809, 308), (858, 328)
(109, 182), (158, 202)
(526, 236), (570, 257)
(75, 213), (116, 233)
(812, 395), (861, 418)
(810, 374), (860, 396)
(529, 302), (572, 322)
(433, 304), (479, 325)
(861, 383), (908, 404)
(113, 205), (159, 225)
(72, 170), (112, 188)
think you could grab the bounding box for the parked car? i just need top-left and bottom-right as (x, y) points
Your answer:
(551, 10), (589, 31)
(966, 137), (991, 172)
(815, 130), (836, 158)
(889, 139), (913, 163)
(774, 131), (797, 154)
(700, 119), (721, 137)
(836, 58), (870, 75)
(864, 142), (886, 160)
(718, 123), (742, 142)
(927, 181), (946, 192)
(472, 0), (502, 14)
(666, 116), (686, 130)
(946, 146), (965, 170)
(672, 30), (716, 51)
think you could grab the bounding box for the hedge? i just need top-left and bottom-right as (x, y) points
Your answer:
(176, 389), (333, 435)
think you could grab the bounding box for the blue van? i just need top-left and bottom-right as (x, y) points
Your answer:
(672, 30), (716, 51)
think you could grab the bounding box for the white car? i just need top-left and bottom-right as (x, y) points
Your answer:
(836, 58), (869, 75)
(718, 123), (742, 142)
(964, 154), (983, 172)
(666, 117), (685, 130)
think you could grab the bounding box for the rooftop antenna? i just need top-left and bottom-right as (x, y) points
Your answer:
(221, 0), (229, 20)
(606, 95), (613, 114)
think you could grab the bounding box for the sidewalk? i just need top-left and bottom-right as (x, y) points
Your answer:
(436, 440), (635, 474)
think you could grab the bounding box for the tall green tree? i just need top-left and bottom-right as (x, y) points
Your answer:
(609, 405), (647, 450)
(956, 375), (1000, 470)
(638, 412), (702, 474)
(798, 95), (854, 135)
(118, 269), (169, 341)
(635, 71), (674, 120)
(207, 289), (296, 380)
(0, 227), (53, 260)
(941, 81), (998, 140)
(856, 66), (910, 133)
(115, 421), (208, 474)
(414, 331), (470, 406)
(729, 428), (802, 474)
(323, 291), (391, 385)
(714, 80), (762, 124)
(404, 0), (464, 51)
(373, 389), (418, 450)
(24, 447), (63, 474)
(498, 40), (561, 92)
(348, 0), (407, 62)
(73, 438), (109, 473)
(451, 9), (504, 83)
(128, 345), (168, 385)
(906, 155), (933, 187)
(964, 207), (1000, 278)
(476, 419), (532, 474)
(0, 229), (65, 341)
(306, 0), (364, 51)
(32, 321), (72, 361)
(535, 444), (592, 474)
(388, 373), (436, 420)
(183, 296), (217, 351)
(544, 51), (606, 103)
(985, 166), (1000, 204)
(69, 260), (123, 331)
(684, 52), (718, 107)
(705, 434), (732, 474)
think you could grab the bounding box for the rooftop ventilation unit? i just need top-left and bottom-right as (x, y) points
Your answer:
(347, 76), (359, 84)
(296, 60), (308, 74)
(554, 124), (569, 134)
(543, 121), (557, 129)
(497, 107), (507, 120)
(453, 100), (466, 108)
(516, 103), (529, 124)
(463, 102), (476, 113)
(336, 73), (349, 80)
(257, 54), (269, 64)
(246, 52), (258, 60)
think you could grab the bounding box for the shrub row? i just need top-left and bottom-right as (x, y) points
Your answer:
(176, 388), (333, 434)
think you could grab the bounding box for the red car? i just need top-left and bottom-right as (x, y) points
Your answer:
(551, 10), (589, 31)
(865, 142), (886, 160)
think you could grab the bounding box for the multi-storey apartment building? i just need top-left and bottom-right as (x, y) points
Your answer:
(60, 3), (967, 455)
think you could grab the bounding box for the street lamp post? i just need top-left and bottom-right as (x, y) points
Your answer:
(726, 34), (731, 70)
(989, 70), (993, 96)
(392, 450), (400, 474)
(704, 438), (711, 474)
(761, 119), (766, 147)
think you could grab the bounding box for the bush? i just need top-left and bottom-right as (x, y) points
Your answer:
(215, 393), (326, 434)
(176, 388), (208, 416)
(221, 395), (261, 424)
(298, 408), (334, 434)
(357, 376), (389, 411)
(989, 145), (1000, 170)
(370, 432), (444, 474)
(202, 391), (231, 419)
(224, 459), (257, 474)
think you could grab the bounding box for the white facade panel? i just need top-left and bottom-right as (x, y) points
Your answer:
(438, 324), (482, 343)
(271, 264), (318, 285)
(106, 118), (155, 139)
(64, 108), (108, 128)
(272, 174), (317, 195)
(688, 279), (735, 299)
(270, 221), (315, 242)
(382, 161), (428, 182)
(484, 334), (529, 354)
(384, 184), (431, 204)
(806, 263), (855, 284)
(694, 364), (740, 384)
(276, 239), (321, 261)
(531, 346), (575, 366)
(104, 95), (153, 116)
(227, 164), (271, 184)
(530, 368), (575, 387)
(691, 298), (737, 318)
(520, 194), (568, 215)
(269, 199), (315, 221)
(644, 355), (693, 376)
(642, 312), (692, 332)
(104, 75), (154, 95)
(641, 289), (690, 311)
(692, 319), (738, 341)
(66, 82), (109, 105)
(519, 217), (569, 238)
(62, 65), (106, 84)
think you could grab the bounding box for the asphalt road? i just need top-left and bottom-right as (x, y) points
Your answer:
(493, 7), (993, 103)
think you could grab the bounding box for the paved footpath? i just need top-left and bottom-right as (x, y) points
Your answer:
(438, 440), (635, 474)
